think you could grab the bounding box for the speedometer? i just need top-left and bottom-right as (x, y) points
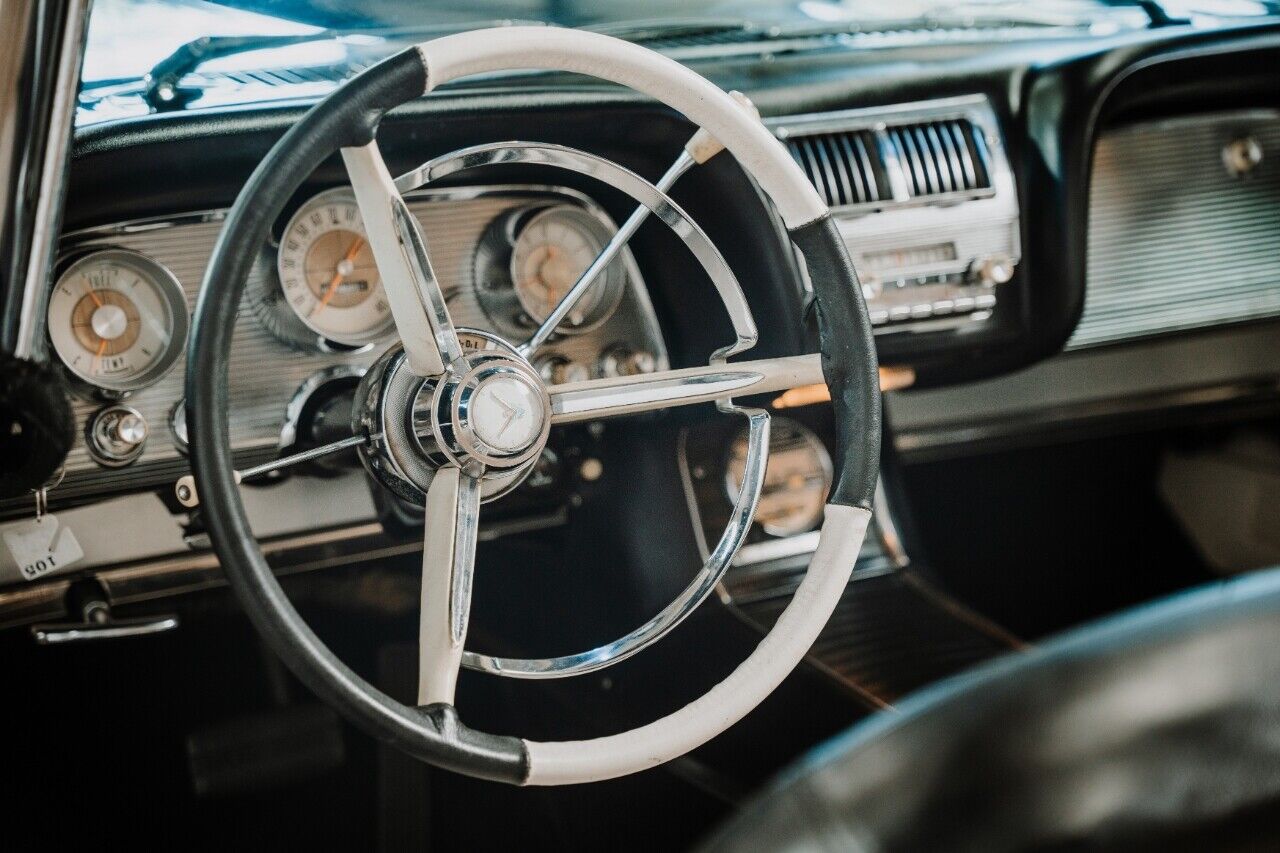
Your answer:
(275, 188), (393, 346)
(47, 249), (188, 394)
(726, 418), (833, 537)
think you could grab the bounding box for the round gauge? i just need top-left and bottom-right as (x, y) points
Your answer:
(726, 419), (833, 537)
(47, 249), (188, 394)
(474, 204), (627, 338)
(509, 206), (626, 332)
(276, 188), (393, 345)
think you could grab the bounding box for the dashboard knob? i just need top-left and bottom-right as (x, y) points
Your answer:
(536, 355), (590, 385)
(170, 398), (189, 454)
(970, 253), (1016, 286)
(87, 405), (148, 467)
(598, 346), (656, 378)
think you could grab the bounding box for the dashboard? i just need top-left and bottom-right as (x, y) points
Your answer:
(40, 184), (665, 503)
(2, 13), (1280, 630)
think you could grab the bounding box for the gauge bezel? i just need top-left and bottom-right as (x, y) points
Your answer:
(474, 202), (628, 339)
(47, 247), (189, 396)
(274, 186), (395, 347)
(724, 418), (834, 538)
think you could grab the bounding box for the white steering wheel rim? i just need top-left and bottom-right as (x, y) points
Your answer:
(413, 27), (871, 785)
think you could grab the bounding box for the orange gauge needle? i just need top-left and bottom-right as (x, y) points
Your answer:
(314, 236), (365, 314)
(92, 336), (107, 373)
(87, 285), (103, 308)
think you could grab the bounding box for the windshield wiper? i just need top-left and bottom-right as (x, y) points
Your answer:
(144, 31), (336, 110)
(141, 20), (546, 112)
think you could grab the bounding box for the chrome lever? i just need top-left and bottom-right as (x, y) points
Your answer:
(173, 432), (374, 508)
(31, 597), (178, 645)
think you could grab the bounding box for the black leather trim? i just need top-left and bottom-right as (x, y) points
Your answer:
(185, 46), (528, 783)
(789, 216), (880, 510)
(325, 47), (428, 148)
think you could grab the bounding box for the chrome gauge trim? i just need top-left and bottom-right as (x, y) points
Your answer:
(724, 417), (833, 538)
(47, 248), (189, 395)
(473, 203), (629, 338)
(274, 186), (395, 347)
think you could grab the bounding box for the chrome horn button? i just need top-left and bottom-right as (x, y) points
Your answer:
(437, 353), (551, 472)
(465, 373), (545, 454)
(353, 329), (550, 505)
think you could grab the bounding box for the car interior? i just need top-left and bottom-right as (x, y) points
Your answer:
(2, 1), (1280, 850)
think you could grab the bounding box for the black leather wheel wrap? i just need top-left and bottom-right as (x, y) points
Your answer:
(789, 215), (881, 510)
(185, 47), (529, 783)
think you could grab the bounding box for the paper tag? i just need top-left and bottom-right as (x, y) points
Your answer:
(2, 514), (84, 581)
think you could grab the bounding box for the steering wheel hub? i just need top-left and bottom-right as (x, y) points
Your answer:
(464, 372), (545, 454)
(355, 328), (549, 504)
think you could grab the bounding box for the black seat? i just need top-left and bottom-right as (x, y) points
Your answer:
(703, 567), (1280, 852)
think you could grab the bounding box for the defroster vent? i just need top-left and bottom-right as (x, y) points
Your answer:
(784, 129), (891, 206)
(884, 119), (992, 197)
(785, 117), (993, 207)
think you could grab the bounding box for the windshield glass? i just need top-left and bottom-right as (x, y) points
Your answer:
(82, 0), (1162, 84)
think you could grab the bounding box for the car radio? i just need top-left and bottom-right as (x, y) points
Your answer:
(771, 95), (1021, 334)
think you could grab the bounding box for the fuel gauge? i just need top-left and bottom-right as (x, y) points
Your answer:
(47, 249), (189, 395)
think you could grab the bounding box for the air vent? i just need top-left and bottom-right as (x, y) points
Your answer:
(783, 129), (891, 206)
(884, 119), (992, 197)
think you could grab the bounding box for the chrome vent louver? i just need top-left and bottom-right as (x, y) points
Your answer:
(784, 117), (993, 208)
(783, 129), (891, 206)
(884, 119), (992, 197)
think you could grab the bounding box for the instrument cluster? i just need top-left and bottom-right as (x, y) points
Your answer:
(31, 184), (667, 506)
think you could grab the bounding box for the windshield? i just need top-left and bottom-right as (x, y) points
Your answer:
(81, 0), (1166, 84)
(78, 0), (1277, 125)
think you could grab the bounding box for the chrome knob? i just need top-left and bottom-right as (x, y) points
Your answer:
(87, 405), (149, 467)
(859, 273), (883, 301)
(536, 355), (590, 385)
(598, 346), (656, 378)
(970, 254), (1016, 286)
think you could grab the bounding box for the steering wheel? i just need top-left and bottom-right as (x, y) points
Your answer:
(186, 27), (880, 785)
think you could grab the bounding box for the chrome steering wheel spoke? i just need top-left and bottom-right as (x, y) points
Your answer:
(418, 464), (483, 706)
(341, 140), (463, 377)
(518, 91), (759, 359)
(548, 354), (824, 424)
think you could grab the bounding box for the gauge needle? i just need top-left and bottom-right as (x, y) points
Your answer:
(313, 236), (365, 316)
(93, 337), (107, 373)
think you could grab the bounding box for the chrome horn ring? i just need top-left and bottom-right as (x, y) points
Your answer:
(380, 141), (773, 678)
